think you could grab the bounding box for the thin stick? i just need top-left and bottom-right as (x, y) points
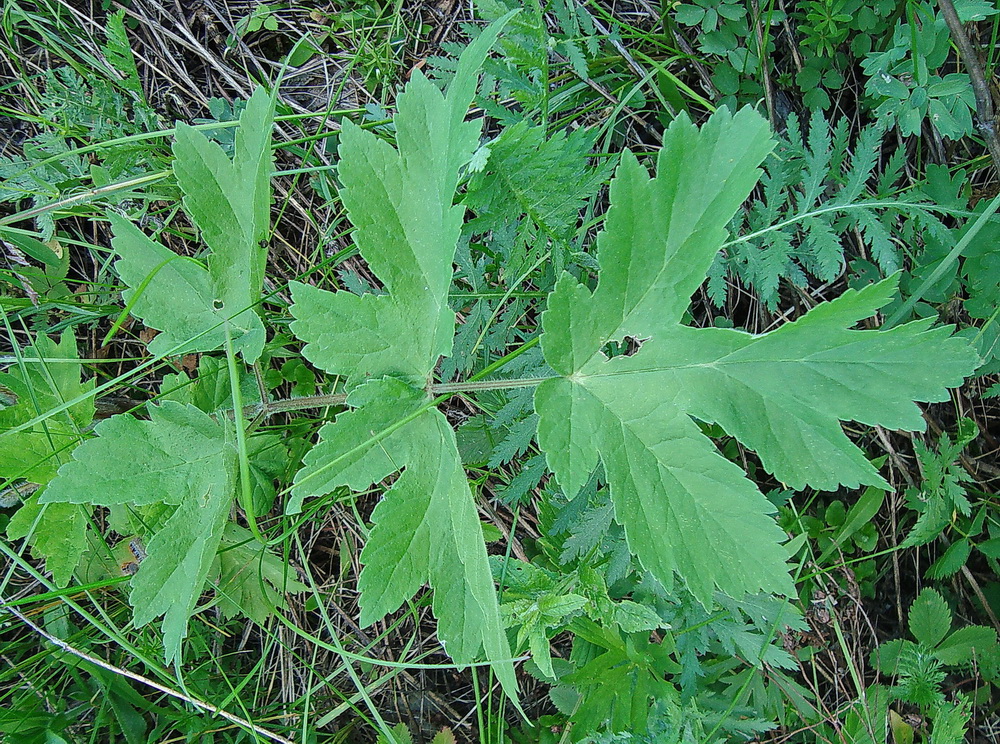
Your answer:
(937, 0), (1000, 172)
(960, 564), (1000, 634)
(0, 172), (171, 227)
(0, 603), (296, 744)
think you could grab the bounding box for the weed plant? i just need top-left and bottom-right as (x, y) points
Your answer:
(2, 2), (1000, 744)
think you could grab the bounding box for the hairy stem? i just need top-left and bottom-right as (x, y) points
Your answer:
(255, 336), (551, 417)
(432, 377), (555, 393)
(256, 376), (553, 417)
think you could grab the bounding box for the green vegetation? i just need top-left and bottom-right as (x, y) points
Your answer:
(2, 2), (1000, 743)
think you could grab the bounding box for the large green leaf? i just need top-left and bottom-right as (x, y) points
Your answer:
(110, 87), (274, 361)
(41, 401), (228, 507)
(287, 15), (520, 700)
(359, 401), (510, 668)
(535, 107), (978, 604)
(129, 470), (232, 664)
(288, 20), (501, 386)
(292, 377), (518, 697)
(41, 401), (233, 661)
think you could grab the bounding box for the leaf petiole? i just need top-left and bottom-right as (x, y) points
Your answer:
(254, 336), (549, 419)
(224, 320), (266, 544)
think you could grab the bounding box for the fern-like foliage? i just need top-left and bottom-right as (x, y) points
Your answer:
(465, 120), (609, 242)
(0, 11), (162, 238)
(496, 475), (807, 741)
(902, 419), (976, 548)
(869, 588), (996, 743)
(714, 110), (950, 309)
(431, 0), (603, 123)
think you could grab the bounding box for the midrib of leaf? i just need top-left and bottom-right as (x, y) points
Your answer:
(356, 139), (443, 300)
(722, 200), (972, 251)
(184, 149), (253, 240)
(580, 356), (935, 377)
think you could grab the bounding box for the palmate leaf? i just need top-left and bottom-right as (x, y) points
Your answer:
(41, 402), (233, 662)
(535, 107), (978, 604)
(288, 15), (520, 699)
(110, 86), (274, 362)
(288, 26), (491, 385)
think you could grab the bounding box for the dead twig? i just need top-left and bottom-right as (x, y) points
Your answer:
(937, 0), (1000, 172)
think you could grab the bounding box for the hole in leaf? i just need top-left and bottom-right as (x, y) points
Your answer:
(212, 299), (225, 310)
(0, 385), (18, 408)
(600, 335), (646, 359)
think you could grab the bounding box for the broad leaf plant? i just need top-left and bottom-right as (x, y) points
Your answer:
(1, 15), (978, 702)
